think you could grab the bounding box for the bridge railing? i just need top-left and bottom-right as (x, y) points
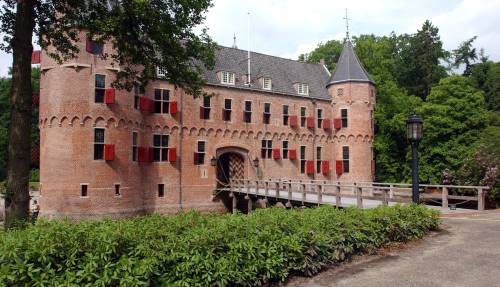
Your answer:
(226, 179), (489, 210)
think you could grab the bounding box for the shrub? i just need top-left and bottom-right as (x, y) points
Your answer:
(0, 205), (439, 286)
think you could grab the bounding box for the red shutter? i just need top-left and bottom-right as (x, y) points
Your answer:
(322, 119), (331, 130)
(336, 160), (343, 175)
(168, 148), (177, 163)
(85, 38), (94, 53)
(194, 152), (199, 165)
(334, 118), (342, 129)
(138, 147), (146, 162)
(104, 144), (115, 161)
(169, 101), (178, 115)
(272, 148), (281, 160)
(199, 106), (204, 119)
(306, 117), (315, 129)
(289, 115), (298, 127)
(289, 149), (297, 160)
(148, 98), (155, 112)
(31, 50), (41, 64)
(306, 160), (315, 174)
(321, 160), (330, 175)
(104, 88), (115, 104)
(139, 97), (148, 112)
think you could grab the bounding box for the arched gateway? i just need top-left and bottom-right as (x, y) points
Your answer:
(215, 147), (248, 188)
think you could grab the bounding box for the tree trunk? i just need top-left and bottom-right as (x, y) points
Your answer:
(4, 0), (36, 229)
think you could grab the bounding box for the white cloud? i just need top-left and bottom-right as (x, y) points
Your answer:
(1, 0), (499, 76)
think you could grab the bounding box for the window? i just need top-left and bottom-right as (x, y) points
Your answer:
(157, 67), (167, 78)
(95, 74), (105, 103)
(341, 108), (348, 128)
(223, 98), (232, 121)
(342, 146), (350, 173)
(300, 146), (306, 174)
(94, 128), (105, 160)
(317, 109), (323, 127)
(283, 105), (289, 126)
(154, 89), (170, 114)
(158, 184), (165, 197)
(196, 141), (206, 165)
(153, 134), (169, 162)
(133, 85), (144, 110)
(370, 110), (374, 132)
(201, 96), (211, 119)
(337, 88), (343, 96)
(282, 141), (289, 159)
(132, 131), (138, 161)
(244, 101), (252, 123)
(221, 71), (235, 85)
(261, 140), (272, 159)
(316, 146), (322, 173)
(115, 184), (120, 196)
(81, 184), (88, 197)
(263, 77), (272, 90)
(263, 102), (270, 124)
(300, 107), (307, 127)
(297, 83), (309, 95)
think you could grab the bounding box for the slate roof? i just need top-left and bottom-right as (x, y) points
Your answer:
(326, 40), (374, 86)
(201, 46), (332, 100)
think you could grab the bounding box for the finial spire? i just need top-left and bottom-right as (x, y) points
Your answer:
(343, 8), (350, 41)
(232, 33), (237, 48)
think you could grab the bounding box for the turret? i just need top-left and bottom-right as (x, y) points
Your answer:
(327, 40), (376, 182)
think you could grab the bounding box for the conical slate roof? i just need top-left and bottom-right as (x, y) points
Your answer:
(326, 40), (374, 86)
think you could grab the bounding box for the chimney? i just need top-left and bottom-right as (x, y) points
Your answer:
(319, 58), (325, 66)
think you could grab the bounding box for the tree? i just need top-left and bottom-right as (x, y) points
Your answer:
(395, 20), (448, 100)
(469, 52), (500, 113)
(298, 39), (343, 71)
(0, 0), (215, 228)
(452, 36), (478, 76)
(417, 76), (490, 183)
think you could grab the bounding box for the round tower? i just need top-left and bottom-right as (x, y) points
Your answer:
(327, 40), (375, 182)
(39, 32), (145, 219)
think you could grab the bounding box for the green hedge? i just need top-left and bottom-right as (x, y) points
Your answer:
(0, 205), (439, 286)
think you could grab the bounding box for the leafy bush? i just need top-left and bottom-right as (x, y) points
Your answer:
(0, 205), (439, 286)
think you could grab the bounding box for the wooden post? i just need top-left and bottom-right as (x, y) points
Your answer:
(317, 184), (323, 206)
(302, 183), (306, 205)
(336, 182), (341, 208)
(276, 181), (280, 198)
(356, 183), (363, 208)
(265, 181), (269, 199)
(382, 188), (388, 206)
(288, 182), (292, 206)
(442, 187), (448, 209)
(478, 188), (485, 211)
(247, 195), (252, 213)
(255, 180), (259, 196)
(389, 184), (394, 199)
(232, 192), (237, 214)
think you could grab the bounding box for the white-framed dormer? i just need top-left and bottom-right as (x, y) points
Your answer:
(296, 82), (309, 96)
(262, 77), (272, 90)
(156, 66), (167, 78)
(220, 71), (235, 85)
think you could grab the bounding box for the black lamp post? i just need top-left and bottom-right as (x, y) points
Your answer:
(406, 113), (423, 204)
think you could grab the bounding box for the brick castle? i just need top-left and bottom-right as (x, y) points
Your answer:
(38, 34), (376, 219)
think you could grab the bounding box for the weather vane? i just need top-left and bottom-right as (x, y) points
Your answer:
(343, 8), (350, 40)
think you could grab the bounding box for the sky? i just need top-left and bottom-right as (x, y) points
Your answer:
(1, 0), (499, 76)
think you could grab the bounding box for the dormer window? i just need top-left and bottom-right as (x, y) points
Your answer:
(263, 77), (272, 90)
(297, 83), (309, 96)
(221, 71), (235, 85)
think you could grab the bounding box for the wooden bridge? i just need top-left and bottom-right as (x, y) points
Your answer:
(217, 179), (489, 213)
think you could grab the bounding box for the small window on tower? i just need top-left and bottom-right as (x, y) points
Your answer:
(283, 105), (289, 126)
(337, 88), (344, 96)
(114, 184), (121, 196)
(132, 131), (138, 161)
(300, 146), (306, 174)
(341, 108), (348, 128)
(263, 103), (270, 124)
(154, 89), (170, 114)
(244, 101), (252, 123)
(94, 128), (105, 160)
(95, 74), (106, 103)
(300, 107), (307, 127)
(342, 146), (350, 173)
(317, 109), (323, 127)
(158, 184), (165, 197)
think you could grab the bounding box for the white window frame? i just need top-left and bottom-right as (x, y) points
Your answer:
(263, 77), (272, 90)
(297, 83), (309, 96)
(156, 67), (167, 78)
(221, 71), (235, 85)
